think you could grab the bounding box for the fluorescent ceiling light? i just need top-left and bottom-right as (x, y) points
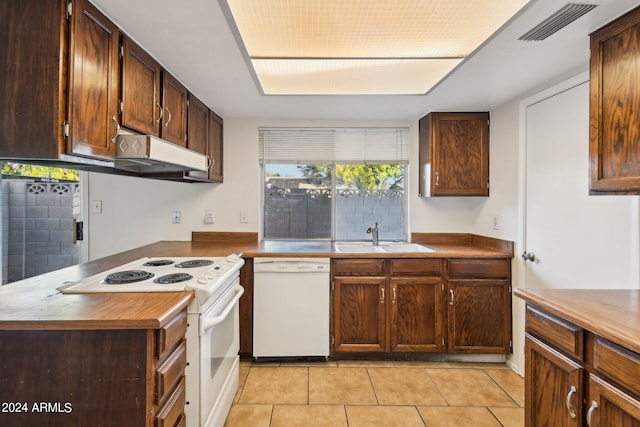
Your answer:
(224, 0), (530, 95)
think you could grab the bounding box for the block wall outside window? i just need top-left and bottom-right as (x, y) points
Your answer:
(1, 179), (80, 284)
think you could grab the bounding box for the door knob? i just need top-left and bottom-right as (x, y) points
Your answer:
(521, 251), (536, 262)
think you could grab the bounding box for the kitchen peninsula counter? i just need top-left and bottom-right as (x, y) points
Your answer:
(515, 287), (640, 355)
(0, 232), (512, 330)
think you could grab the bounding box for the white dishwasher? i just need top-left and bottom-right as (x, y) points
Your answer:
(253, 257), (330, 358)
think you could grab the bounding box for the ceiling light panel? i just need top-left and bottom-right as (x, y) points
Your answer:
(253, 58), (464, 95)
(227, 0), (529, 58)
(224, 0), (530, 94)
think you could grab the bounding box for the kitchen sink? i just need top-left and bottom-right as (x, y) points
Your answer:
(334, 242), (435, 253)
(378, 243), (435, 253)
(335, 243), (386, 253)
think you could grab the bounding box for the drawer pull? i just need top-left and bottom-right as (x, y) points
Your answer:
(565, 385), (577, 419)
(586, 400), (598, 426)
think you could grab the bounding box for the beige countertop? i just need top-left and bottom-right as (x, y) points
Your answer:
(515, 288), (640, 356)
(0, 234), (513, 330)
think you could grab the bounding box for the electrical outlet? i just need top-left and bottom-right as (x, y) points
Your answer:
(492, 214), (500, 231)
(240, 210), (248, 223)
(172, 211), (181, 224)
(91, 200), (102, 214)
(204, 210), (214, 224)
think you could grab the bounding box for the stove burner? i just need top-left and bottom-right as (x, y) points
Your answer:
(154, 273), (193, 284)
(103, 270), (154, 285)
(143, 259), (174, 267)
(175, 259), (214, 268)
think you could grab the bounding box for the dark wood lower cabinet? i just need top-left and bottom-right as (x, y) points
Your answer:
(448, 279), (511, 353)
(239, 258), (254, 357)
(330, 258), (509, 357)
(588, 374), (640, 426)
(390, 276), (443, 352)
(333, 275), (387, 353)
(0, 310), (187, 427)
(239, 256), (512, 359)
(525, 334), (583, 427)
(523, 302), (640, 427)
(446, 258), (512, 354)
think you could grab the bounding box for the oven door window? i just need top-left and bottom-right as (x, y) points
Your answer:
(199, 284), (240, 423)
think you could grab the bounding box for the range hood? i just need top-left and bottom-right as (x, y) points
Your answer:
(114, 134), (209, 174)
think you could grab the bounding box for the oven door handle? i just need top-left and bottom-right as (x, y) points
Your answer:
(200, 285), (244, 336)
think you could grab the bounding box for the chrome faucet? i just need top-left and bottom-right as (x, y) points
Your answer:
(366, 222), (379, 245)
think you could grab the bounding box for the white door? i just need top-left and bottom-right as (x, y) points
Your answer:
(524, 79), (638, 290)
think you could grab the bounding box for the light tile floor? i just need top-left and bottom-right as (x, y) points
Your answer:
(225, 360), (524, 427)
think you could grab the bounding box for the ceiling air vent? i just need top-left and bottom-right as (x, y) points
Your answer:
(519, 3), (598, 41)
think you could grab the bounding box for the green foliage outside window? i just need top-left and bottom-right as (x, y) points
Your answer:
(297, 164), (404, 190)
(1, 162), (79, 181)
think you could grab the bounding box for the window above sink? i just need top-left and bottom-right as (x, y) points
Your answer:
(260, 127), (409, 242)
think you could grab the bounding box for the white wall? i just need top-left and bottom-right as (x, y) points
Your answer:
(86, 75), (640, 376)
(86, 119), (260, 259)
(87, 118), (478, 258)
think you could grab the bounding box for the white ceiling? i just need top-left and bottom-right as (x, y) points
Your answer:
(91, 0), (639, 121)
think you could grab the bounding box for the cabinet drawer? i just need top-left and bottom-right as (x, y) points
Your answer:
(389, 259), (442, 276)
(155, 376), (185, 427)
(525, 305), (583, 360)
(448, 259), (510, 279)
(333, 259), (385, 276)
(157, 310), (187, 360)
(594, 337), (640, 397)
(156, 339), (187, 405)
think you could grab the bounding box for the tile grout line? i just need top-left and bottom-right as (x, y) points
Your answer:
(423, 367), (451, 406)
(481, 367), (522, 408)
(365, 367), (381, 406)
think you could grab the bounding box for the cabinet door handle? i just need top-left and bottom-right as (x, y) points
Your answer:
(164, 107), (172, 126)
(435, 171), (440, 186)
(565, 385), (577, 419)
(111, 116), (120, 144)
(392, 286), (397, 304)
(449, 289), (454, 305)
(207, 155), (214, 170)
(586, 400), (598, 426)
(155, 103), (163, 123)
(380, 287), (385, 304)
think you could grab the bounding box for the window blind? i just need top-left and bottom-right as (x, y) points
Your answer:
(259, 127), (409, 164)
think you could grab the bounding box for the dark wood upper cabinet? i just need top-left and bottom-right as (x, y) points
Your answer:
(208, 110), (224, 182)
(0, 0), (118, 162)
(161, 73), (188, 147)
(121, 37), (162, 136)
(419, 112), (490, 197)
(175, 93), (225, 183)
(121, 37), (188, 147)
(68, 0), (120, 160)
(1, 0), (221, 181)
(590, 5), (640, 194)
(187, 94), (209, 156)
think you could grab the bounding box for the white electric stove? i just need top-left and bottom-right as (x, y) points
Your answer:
(58, 255), (245, 427)
(58, 255), (244, 311)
